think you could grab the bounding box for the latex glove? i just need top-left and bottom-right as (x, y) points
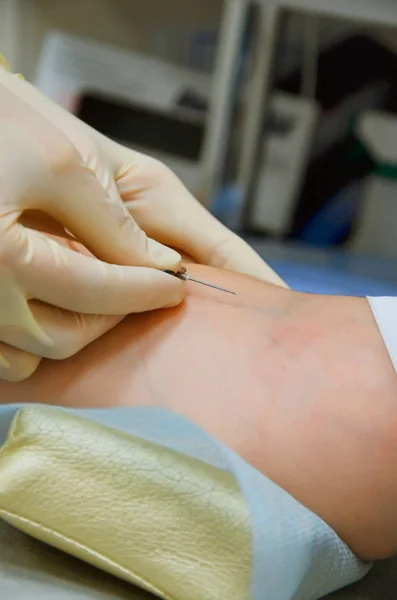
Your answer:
(0, 65), (286, 287)
(0, 83), (184, 382)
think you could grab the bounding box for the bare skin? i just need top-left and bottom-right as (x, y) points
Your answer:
(1, 260), (397, 563)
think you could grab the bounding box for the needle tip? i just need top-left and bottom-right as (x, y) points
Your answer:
(187, 276), (236, 295)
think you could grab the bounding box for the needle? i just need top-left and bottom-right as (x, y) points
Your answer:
(177, 272), (237, 295)
(164, 268), (237, 295)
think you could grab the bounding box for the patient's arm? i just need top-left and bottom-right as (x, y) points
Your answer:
(1, 262), (397, 562)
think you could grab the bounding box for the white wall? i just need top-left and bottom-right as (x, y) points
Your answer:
(1, 0), (223, 78)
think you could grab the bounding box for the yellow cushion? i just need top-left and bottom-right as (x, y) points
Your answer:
(0, 406), (250, 600)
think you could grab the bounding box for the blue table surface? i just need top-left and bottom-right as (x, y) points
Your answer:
(245, 238), (397, 297)
(268, 259), (397, 297)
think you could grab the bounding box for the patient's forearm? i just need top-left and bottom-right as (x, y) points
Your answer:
(260, 291), (397, 562)
(1, 265), (397, 562)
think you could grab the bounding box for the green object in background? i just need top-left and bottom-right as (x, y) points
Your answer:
(349, 115), (397, 180)
(374, 162), (397, 180)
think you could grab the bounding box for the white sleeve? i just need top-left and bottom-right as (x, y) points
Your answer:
(367, 297), (397, 371)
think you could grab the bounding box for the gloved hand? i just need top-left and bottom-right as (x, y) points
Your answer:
(0, 81), (185, 382)
(0, 61), (286, 383)
(0, 63), (286, 286)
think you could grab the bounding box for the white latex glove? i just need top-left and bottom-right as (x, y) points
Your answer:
(0, 65), (286, 286)
(0, 80), (185, 382)
(0, 62), (286, 382)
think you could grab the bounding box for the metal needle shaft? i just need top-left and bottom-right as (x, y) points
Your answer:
(164, 268), (237, 295)
(177, 272), (237, 295)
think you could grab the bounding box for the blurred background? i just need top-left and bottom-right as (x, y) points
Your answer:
(4, 0), (397, 296)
